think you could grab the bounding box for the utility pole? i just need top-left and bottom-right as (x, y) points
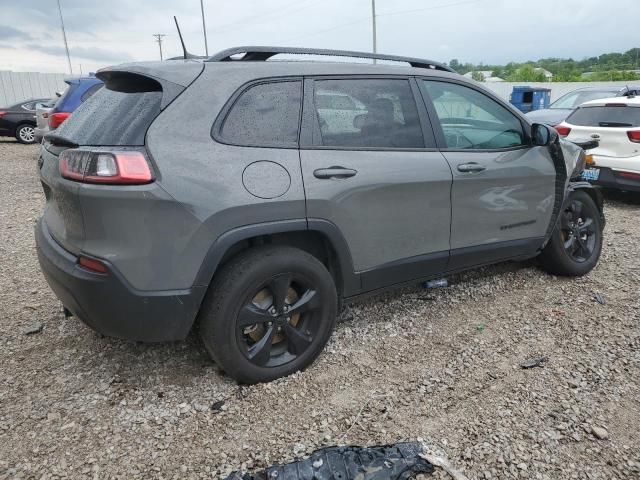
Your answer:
(371, 0), (377, 63)
(153, 34), (166, 60)
(200, 0), (209, 56)
(56, 0), (73, 75)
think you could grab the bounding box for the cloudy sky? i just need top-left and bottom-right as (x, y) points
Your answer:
(0, 0), (638, 74)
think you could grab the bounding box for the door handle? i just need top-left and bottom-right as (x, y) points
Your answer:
(457, 162), (486, 173)
(313, 166), (357, 179)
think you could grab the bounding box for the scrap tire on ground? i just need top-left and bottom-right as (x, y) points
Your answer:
(199, 245), (337, 384)
(539, 190), (603, 276)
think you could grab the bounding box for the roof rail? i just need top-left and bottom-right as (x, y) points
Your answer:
(206, 46), (455, 73)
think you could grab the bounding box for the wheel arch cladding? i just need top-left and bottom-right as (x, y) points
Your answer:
(193, 219), (359, 298)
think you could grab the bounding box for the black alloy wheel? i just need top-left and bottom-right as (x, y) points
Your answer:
(538, 190), (603, 277)
(236, 273), (322, 368)
(199, 246), (337, 384)
(560, 198), (597, 263)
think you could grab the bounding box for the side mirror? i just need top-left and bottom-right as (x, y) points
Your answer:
(532, 123), (556, 146)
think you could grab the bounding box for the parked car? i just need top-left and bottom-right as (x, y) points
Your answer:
(556, 96), (640, 192)
(0, 98), (52, 144)
(44, 75), (103, 136)
(36, 47), (604, 384)
(34, 96), (61, 143)
(526, 85), (640, 126)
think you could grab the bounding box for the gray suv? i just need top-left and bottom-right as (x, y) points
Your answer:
(36, 47), (605, 383)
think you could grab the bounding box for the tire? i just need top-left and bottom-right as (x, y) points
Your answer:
(199, 246), (338, 384)
(538, 190), (603, 276)
(15, 124), (36, 144)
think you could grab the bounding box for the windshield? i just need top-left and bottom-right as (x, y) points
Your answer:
(551, 90), (619, 109)
(567, 105), (640, 127)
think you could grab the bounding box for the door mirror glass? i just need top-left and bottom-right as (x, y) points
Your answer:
(532, 123), (553, 146)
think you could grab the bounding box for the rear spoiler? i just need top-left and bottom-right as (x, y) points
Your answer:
(96, 61), (204, 109)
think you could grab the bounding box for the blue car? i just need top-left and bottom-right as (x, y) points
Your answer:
(35, 74), (103, 142)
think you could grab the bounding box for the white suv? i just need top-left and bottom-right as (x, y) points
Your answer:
(556, 96), (640, 192)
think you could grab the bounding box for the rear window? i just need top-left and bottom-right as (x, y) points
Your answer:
(54, 86), (162, 146)
(567, 105), (640, 127)
(80, 83), (103, 102)
(551, 90), (619, 109)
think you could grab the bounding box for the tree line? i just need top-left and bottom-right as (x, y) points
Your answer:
(449, 48), (640, 82)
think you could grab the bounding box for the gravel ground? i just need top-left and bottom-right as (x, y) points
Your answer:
(1, 137), (639, 480)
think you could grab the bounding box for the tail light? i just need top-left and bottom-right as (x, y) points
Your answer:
(0, 111), (6, 117)
(59, 149), (154, 185)
(555, 125), (571, 137)
(48, 112), (71, 129)
(627, 130), (640, 143)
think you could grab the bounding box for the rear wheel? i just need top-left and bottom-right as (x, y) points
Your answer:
(539, 190), (603, 276)
(15, 124), (36, 144)
(199, 246), (337, 384)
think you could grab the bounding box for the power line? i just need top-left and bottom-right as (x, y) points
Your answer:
(377, 0), (483, 18)
(282, 0), (484, 45)
(281, 18), (370, 43)
(209, 0), (323, 35)
(152, 34), (166, 60)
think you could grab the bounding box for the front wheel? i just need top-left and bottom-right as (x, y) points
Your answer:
(538, 190), (603, 276)
(199, 246), (337, 384)
(15, 124), (36, 144)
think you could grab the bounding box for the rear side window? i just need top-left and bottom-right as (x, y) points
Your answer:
(567, 105), (640, 127)
(219, 81), (302, 147)
(312, 79), (424, 148)
(54, 86), (162, 146)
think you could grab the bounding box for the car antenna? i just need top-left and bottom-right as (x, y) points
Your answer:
(174, 16), (192, 60)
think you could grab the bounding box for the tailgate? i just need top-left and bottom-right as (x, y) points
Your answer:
(566, 125), (639, 158)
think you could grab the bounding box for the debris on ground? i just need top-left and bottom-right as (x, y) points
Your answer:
(520, 356), (548, 369)
(594, 292), (607, 305)
(423, 278), (448, 289)
(225, 442), (434, 480)
(420, 453), (470, 480)
(591, 426), (609, 440)
(23, 323), (43, 335)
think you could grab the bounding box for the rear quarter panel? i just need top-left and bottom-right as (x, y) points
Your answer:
(144, 64), (306, 289)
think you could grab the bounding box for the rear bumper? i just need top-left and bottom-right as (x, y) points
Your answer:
(35, 218), (206, 342)
(34, 127), (49, 143)
(586, 166), (640, 192)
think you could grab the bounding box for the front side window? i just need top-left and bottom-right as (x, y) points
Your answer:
(422, 81), (525, 149)
(312, 79), (424, 148)
(220, 81), (302, 147)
